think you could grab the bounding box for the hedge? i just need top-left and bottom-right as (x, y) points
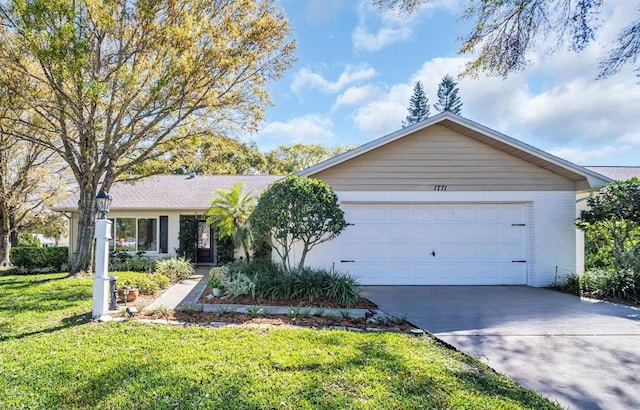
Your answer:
(9, 247), (69, 270)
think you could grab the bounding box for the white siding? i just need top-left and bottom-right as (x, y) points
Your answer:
(298, 191), (576, 287)
(65, 210), (242, 261)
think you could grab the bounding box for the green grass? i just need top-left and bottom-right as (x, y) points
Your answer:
(0, 273), (560, 409)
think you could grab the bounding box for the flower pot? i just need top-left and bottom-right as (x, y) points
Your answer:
(212, 287), (224, 297)
(118, 288), (139, 302)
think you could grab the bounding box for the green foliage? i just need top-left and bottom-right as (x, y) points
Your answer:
(562, 269), (640, 303)
(154, 257), (195, 281)
(579, 178), (640, 270)
(326, 271), (362, 307)
(224, 273), (257, 298)
(434, 74), (462, 114)
(138, 273), (171, 295)
(208, 275), (223, 289)
(111, 271), (171, 295)
(584, 221), (620, 269)
(16, 232), (40, 247)
(109, 251), (156, 273)
(9, 246), (68, 270)
(206, 182), (256, 262)
(232, 260), (362, 307)
(264, 143), (355, 174)
(247, 305), (262, 318)
(250, 176), (349, 271)
(176, 217), (198, 263)
(216, 235), (235, 264)
(402, 80), (429, 127)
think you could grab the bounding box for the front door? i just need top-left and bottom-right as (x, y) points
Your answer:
(197, 220), (216, 264)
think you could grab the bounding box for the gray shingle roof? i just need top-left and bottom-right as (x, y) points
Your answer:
(585, 167), (640, 181)
(53, 175), (282, 211)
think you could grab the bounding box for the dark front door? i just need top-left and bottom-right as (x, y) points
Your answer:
(197, 220), (216, 264)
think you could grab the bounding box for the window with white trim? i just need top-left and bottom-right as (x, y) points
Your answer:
(109, 217), (158, 252)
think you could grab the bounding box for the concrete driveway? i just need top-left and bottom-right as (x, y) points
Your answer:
(362, 286), (640, 410)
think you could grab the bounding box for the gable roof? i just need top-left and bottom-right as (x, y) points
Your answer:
(53, 175), (282, 212)
(297, 112), (611, 191)
(585, 166), (640, 181)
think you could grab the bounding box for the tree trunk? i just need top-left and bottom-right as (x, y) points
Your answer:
(0, 207), (12, 267)
(0, 234), (11, 267)
(69, 185), (98, 275)
(242, 239), (251, 263)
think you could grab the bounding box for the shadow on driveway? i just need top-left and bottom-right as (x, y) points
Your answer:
(362, 285), (640, 410)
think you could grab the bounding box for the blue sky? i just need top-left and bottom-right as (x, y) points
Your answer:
(250, 0), (640, 166)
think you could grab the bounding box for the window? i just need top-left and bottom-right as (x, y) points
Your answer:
(138, 218), (157, 251)
(109, 217), (158, 252)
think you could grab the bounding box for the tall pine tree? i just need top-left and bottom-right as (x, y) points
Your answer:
(434, 74), (462, 114)
(402, 80), (430, 127)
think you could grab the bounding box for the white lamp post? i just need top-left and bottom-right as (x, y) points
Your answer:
(93, 189), (113, 318)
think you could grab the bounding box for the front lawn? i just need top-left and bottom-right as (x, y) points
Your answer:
(0, 273), (560, 409)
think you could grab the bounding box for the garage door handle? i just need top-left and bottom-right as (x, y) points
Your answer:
(340, 260), (355, 263)
(512, 260), (527, 263)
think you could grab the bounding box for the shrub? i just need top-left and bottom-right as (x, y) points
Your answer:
(112, 271), (170, 295)
(154, 257), (195, 280)
(224, 273), (256, 298)
(176, 217), (197, 262)
(9, 247), (68, 270)
(326, 271), (361, 307)
(562, 269), (640, 303)
(208, 275), (223, 289)
(109, 251), (156, 273)
(231, 260), (362, 307)
(209, 266), (230, 282)
(136, 273), (170, 294)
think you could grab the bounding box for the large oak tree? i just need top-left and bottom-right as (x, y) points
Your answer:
(0, 0), (295, 273)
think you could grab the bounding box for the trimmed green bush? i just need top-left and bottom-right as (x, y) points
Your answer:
(9, 247), (68, 270)
(154, 257), (195, 280)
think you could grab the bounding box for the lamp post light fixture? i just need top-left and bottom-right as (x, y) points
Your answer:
(96, 189), (112, 219)
(92, 189), (114, 318)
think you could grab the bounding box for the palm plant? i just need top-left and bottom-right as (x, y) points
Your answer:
(205, 182), (256, 262)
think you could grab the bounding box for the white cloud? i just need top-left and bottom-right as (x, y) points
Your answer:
(332, 85), (381, 111)
(352, 25), (412, 52)
(291, 64), (377, 94)
(257, 115), (336, 149)
(547, 146), (626, 166)
(353, 84), (412, 135)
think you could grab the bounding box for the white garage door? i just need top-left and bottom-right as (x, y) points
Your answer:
(333, 203), (528, 285)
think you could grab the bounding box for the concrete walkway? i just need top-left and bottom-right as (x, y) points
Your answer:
(362, 285), (640, 410)
(145, 266), (211, 311)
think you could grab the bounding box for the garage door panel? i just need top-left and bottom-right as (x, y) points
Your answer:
(327, 203), (528, 285)
(410, 207), (433, 222)
(456, 207), (478, 222)
(432, 206), (456, 222)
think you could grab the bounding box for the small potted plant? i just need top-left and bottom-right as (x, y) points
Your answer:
(209, 276), (224, 297)
(118, 279), (139, 302)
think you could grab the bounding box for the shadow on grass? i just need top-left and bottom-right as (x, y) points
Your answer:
(0, 312), (92, 342)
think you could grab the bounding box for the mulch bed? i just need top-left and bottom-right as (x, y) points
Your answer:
(197, 286), (378, 310)
(141, 310), (416, 332)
